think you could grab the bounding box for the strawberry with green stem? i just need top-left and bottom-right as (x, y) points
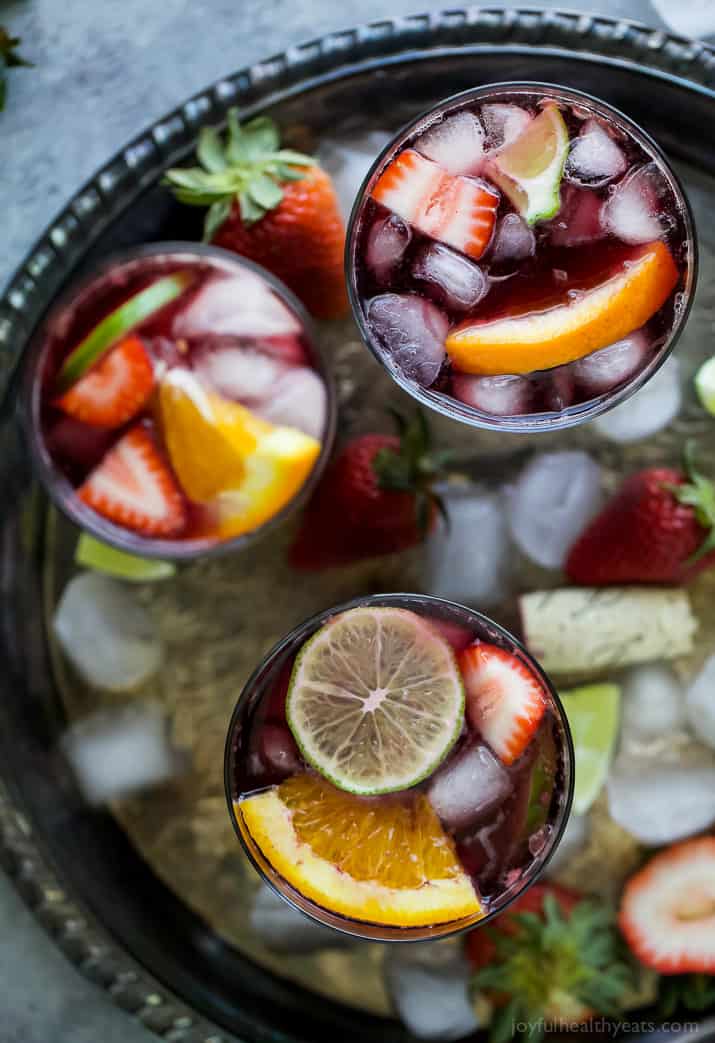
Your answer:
(164, 111), (347, 320)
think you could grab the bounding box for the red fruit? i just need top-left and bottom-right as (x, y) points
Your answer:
(566, 445), (715, 585)
(372, 148), (499, 260)
(165, 113), (347, 320)
(46, 416), (116, 478)
(289, 413), (444, 571)
(78, 424), (187, 537)
(459, 642), (546, 766)
(55, 335), (154, 428)
(619, 836), (715, 975)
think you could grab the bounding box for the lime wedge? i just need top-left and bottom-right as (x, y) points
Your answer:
(58, 271), (193, 390)
(695, 357), (715, 416)
(75, 533), (176, 582)
(486, 103), (569, 225)
(560, 683), (620, 815)
(286, 606), (464, 795)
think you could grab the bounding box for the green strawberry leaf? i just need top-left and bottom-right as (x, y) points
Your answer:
(248, 173), (284, 211)
(197, 126), (227, 173)
(203, 199), (233, 243)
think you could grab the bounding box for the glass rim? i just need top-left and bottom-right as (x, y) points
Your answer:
(345, 79), (699, 435)
(224, 591), (575, 943)
(18, 240), (338, 562)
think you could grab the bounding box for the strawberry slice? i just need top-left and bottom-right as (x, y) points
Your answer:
(372, 148), (498, 260)
(458, 642), (546, 765)
(78, 424), (187, 537)
(56, 335), (154, 428)
(619, 836), (715, 974)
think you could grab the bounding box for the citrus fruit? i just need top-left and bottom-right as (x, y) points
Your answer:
(75, 533), (176, 581)
(695, 357), (715, 416)
(217, 426), (320, 539)
(286, 606), (464, 795)
(560, 682), (620, 814)
(159, 370), (270, 502)
(485, 103), (569, 225)
(58, 271), (193, 390)
(238, 773), (481, 927)
(446, 241), (678, 375)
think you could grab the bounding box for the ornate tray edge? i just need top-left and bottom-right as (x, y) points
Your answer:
(0, 8), (714, 1042)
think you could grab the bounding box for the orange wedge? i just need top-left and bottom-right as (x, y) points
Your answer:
(446, 240), (679, 375)
(238, 773), (481, 927)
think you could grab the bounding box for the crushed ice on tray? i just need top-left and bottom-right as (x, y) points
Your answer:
(318, 129), (392, 218)
(506, 451), (603, 570)
(174, 271), (301, 339)
(53, 572), (163, 692)
(425, 486), (512, 605)
(565, 118), (627, 187)
(451, 373), (531, 416)
(428, 743), (512, 832)
(686, 654), (715, 750)
(620, 662), (686, 744)
(593, 355), (681, 443)
(60, 702), (182, 805)
(384, 941), (480, 1041)
(366, 213), (411, 284)
(489, 213), (535, 263)
(366, 293), (447, 386)
(256, 367), (327, 440)
(602, 163), (665, 245)
(607, 753), (715, 845)
(250, 884), (352, 953)
(411, 243), (488, 311)
(415, 110), (485, 175)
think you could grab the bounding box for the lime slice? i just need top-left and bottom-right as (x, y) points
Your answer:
(486, 103), (569, 225)
(286, 606), (464, 795)
(695, 357), (715, 416)
(58, 271), (193, 390)
(75, 533), (176, 582)
(560, 683), (620, 814)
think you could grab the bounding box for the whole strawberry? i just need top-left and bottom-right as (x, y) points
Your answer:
(290, 412), (446, 570)
(566, 443), (715, 586)
(164, 112), (347, 320)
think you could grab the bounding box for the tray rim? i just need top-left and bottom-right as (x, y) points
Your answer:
(2, 8), (715, 1043)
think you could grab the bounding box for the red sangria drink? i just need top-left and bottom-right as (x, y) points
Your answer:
(225, 594), (573, 941)
(346, 83), (696, 432)
(22, 244), (335, 558)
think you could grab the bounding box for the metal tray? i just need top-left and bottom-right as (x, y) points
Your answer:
(1, 9), (715, 1043)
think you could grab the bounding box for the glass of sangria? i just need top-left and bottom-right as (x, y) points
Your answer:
(21, 243), (336, 558)
(225, 593), (574, 941)
(346, 82), (696, 432)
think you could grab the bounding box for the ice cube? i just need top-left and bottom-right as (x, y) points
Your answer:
(193, 345), (287, 405)
(366, 293), (447, 386)
(318, 130), (392, 218)
(542, 366), (575, 412)
(53, 572), (163, 692)
(490, 213), (535, 263)
(254, 367), (327, 439)
(565, 119), (627, 186)
(620, 662), (686, 744)
(252, 334), (308, 366)
(411, 242), (488, 311)
(258, 724), (302, 777)
(602, 164), (664, 245)
(506, 451), (603, 570)
(451, 373), (531, 416)
(481, 103), (531, 150)
(571, 330), (649, 396)
(250, 884), (352, 953)
(607, 755), (715, 845)
(686, 655), (715, 750)
(428, 743), (512, 831)
(60, 702), (181, 805)
(384, 943), (480, 1041)
(544, 812), (588, 875)
(425, 487), (512, 606)
(365, 213), (411, 284)
(549, 185), (604, 247)
(174, 272), (301, 339)
(593, 355), (681, 443)
(415, 111), (485, 175)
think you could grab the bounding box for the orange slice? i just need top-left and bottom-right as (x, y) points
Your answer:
(238, 773), (481, 927)
(446, 240), (679, 375)
(159, 370), (270, 502)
